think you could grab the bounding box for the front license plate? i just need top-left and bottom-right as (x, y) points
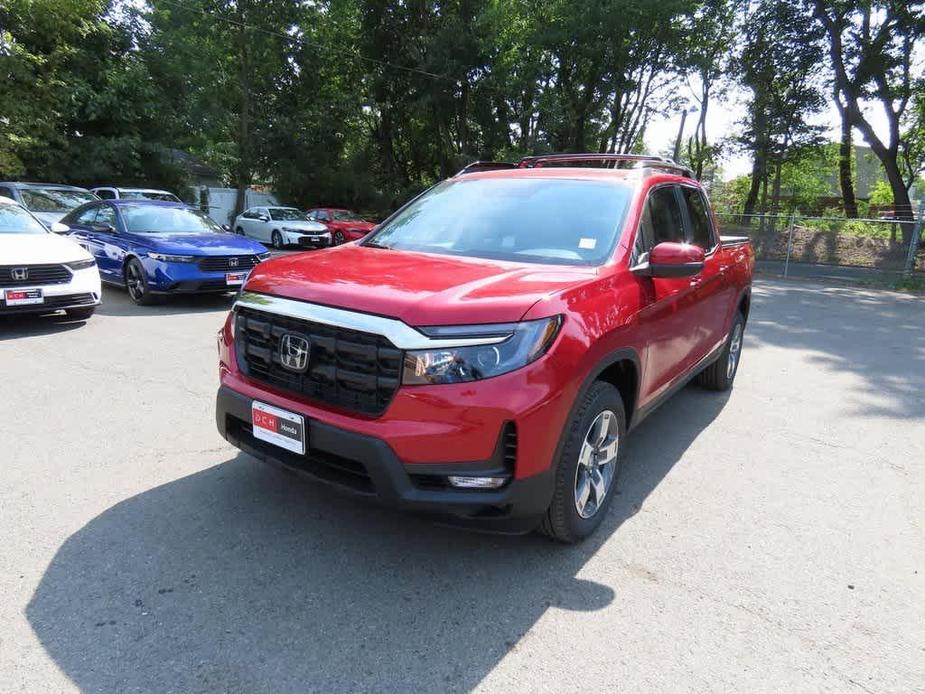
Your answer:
(226, 272), (247, 286)
(4, 288), (44, 306)
(252, 401), (306, 455)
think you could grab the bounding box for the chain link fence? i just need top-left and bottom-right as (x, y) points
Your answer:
(715, 203), (924, 281)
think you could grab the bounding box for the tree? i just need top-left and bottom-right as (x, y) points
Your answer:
(814, 0), (925, 238)
(737, 0), (826, 220)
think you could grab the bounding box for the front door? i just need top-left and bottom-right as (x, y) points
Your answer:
(632, 185), (703, 405)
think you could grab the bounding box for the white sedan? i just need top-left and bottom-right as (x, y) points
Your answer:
(233, 206), (331, 250)
(0, 197), (102, 320)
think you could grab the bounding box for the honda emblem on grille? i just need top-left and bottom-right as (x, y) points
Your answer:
(279, 333), (311, 372)
(229, 257), (239, 268)
(11, 267), (28, 281)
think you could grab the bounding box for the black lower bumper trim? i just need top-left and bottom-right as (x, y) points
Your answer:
(215, 385), (553, 532)
(0, 292), (98, 314)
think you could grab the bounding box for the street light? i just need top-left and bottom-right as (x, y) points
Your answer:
(672, 106), (699, 163)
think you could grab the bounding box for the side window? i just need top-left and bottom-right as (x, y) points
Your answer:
(0, 186), (14, 199)
(634, 186), (685, 260)
(94, 205), (117, 229)
(316, 210), (329, 222)
(681, 187), (715, 250)
(242, 209), (254, 219)
(96, 189), (116, 200)
(73, 205), (101, 226)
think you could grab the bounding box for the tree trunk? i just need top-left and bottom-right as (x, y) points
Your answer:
(837, 108), (857, 218)
(234, 31), (252, 221)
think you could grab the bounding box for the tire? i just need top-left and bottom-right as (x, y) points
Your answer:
(697, 311), (745, 391)
(124, 257), (155, 305)
(333, 230), (346, 245)
(235, 226), (244, 235)
(539, 381), (625, 543)
(65, 306), (96, 320)
(272, 230), (284, 249)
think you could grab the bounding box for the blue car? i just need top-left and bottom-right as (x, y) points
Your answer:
(60, 200), (269, 305)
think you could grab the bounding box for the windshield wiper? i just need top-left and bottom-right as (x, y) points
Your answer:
(363, 241), (392, 250)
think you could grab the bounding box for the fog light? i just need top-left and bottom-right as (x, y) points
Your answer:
(447, 475), (508, 489)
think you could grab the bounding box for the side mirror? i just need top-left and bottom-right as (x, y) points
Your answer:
(50, 222), (70, 234)
(258, 215), (270, 222)
(631, 242), (704, 278)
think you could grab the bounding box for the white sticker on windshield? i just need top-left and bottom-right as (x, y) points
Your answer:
(579, 238), (597, 250)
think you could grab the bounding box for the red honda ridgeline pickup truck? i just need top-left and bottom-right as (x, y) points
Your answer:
(216, 154), (754, 542)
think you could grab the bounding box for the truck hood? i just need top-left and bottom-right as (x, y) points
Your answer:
(128, 232), (268, 256)
(0, 232), (93, 265)
(244, 245), (598, 325)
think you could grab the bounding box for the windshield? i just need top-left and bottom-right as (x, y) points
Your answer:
(269, 208), (307, 221)
(0, 203), (48, 234)
(333, 210), (363, 221)
(20, 188), (96, 213)
(122, 190), (181, 202)
(121, 205), (223, 234)
(366, 178), (633, 265)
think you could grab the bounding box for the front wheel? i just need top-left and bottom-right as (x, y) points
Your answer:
(235, 226), (245, 236)
(271, 230), (284, 249)
(697, 311), (745, 391)
(539, 381), (625, 543)
(125, 257), (155, 305)
(333, 230), (346, 245)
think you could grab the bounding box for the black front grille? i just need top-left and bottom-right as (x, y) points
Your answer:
(198, 255), (261, 272)
(0, 264), (72, 287)
(0, 292), (95, 313)
(235, 306), (403, 416)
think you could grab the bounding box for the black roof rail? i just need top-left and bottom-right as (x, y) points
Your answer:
(454, 161), (519, 176)
(517, 153), (693, 178)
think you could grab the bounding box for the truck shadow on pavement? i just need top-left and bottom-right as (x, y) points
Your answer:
(26, 387), (728, 692)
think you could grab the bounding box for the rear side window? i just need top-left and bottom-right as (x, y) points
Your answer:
(0, 186), (15, 199)
(681, 187), (715, 250)
(96, 189), (116, 200)
(635, 186), (685, 259)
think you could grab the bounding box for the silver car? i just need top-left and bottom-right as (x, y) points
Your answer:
(233, 206), (330, 250)
(0, 182), (99, 229)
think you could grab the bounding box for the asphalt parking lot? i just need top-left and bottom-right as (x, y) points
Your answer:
(1, 277), (923, 693)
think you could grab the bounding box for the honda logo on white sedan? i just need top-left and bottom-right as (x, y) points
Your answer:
(279, 333), (310, 372)
(11, 267), (28, 281)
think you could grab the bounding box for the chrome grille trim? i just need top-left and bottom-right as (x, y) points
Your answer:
(233, 291), (512, 350)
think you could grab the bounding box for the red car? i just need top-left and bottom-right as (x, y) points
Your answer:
(217, 154), (754, 542)
(304, 208), (376, 245)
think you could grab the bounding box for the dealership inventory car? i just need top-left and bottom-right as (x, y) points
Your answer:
(0, 196), (101, 319)
(61, 200), (268, 305)
(305, 208), (376, 245)
(0, 182), (98, 228)
(90, 186), (181, 202)
(216, 154), (754, 542)
(234, 206), (330, 249)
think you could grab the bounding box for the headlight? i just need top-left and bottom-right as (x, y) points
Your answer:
(147, 252), (197, 263)
(65, 258), (96, 270)
(402, 316), (562, 385)
(257, 252), (271, 261)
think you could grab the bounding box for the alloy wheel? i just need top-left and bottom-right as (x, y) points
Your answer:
(727, 323), (743, 380)
(126, 262), (145, 302)
(574, 409), (619, 519)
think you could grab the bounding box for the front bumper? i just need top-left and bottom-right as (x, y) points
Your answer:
(291, 232), (331, 248)
(146, 259), (255, 294)
(0, 267), (101, 314)
(216, 384), (555, 532)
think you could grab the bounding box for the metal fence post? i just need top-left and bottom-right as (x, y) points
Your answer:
(783, 213), (796, 278)
(903, 200), (925, 277)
